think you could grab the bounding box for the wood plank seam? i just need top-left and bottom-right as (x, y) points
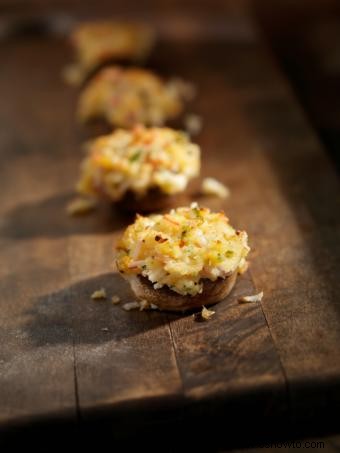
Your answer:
(67, 237), (81, 424)
(165, 315), (185, 394)
(72, 336), (81, 423)
(254, 269), (292, 415)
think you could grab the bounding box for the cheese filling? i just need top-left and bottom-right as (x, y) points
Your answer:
(77, 126), (200, 200)
(116, 203), (250, 296)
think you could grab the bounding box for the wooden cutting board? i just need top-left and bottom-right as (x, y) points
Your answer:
(0, 5), (340, 448)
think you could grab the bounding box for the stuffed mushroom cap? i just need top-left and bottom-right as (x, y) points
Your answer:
(77, 125), (200, 208)
(116, 203), (250, 310)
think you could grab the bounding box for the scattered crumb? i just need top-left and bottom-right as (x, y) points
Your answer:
(101, 327), (109, 332)
(111, 295), (121, 304)
(139, 299), (149, 311)
(122, 301), (141, 311)
(238, 291), (264, 304)
(62, 64), (83, 86)
(168, 77), (197, 101)
(194, 305), (215, 322)
(201, 177), (230, 199)
(91, 288), (107, 300)
(67, 197), (97, 216)
(201, 306), (215, 320)
(150, 303), (159, 310)
(184, 113), (202, 135)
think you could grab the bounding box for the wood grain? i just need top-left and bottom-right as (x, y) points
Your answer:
(0, 5), (339, 447)
(0, 37), (78, 428)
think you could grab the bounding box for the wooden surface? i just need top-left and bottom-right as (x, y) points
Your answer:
(0, 6), (340, 448)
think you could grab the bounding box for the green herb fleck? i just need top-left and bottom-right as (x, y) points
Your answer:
(192, 207), (202, 218)
(129, 150), (142, 162)
(225, 250), (234, 258)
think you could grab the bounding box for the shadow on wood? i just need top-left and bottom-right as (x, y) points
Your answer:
(23, 272), (178, 347)
(243, 94), (340, 320)
(1, 192), (134, 239)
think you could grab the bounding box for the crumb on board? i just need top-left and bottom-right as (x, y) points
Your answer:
(122, 301), (141, 311)
(168, 77), (197, 101)
(201, 306), (215, 320)
(201, 177), (230, 199)
(111, 295), (121, 304)
(67, 197), (97, 216)
(91, 288), (107, 300)
(238, 291), (264, 304)
(139, 299), (149, 311)
(101, 327), (109, 332)
(184, 113), (202, 135)
(62, 64), (83, 86)
(194, 305), (215, 322)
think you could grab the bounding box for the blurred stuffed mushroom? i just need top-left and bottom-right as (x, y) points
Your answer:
(63, 21), (156, 85)
(77, 125), (200, 212)
(77, 66), (194, 128)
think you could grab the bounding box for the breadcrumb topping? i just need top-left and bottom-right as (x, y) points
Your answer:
(237, 259), (249, 274)
(116, 203), (250, 296)
(77, 125), (200, 201)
